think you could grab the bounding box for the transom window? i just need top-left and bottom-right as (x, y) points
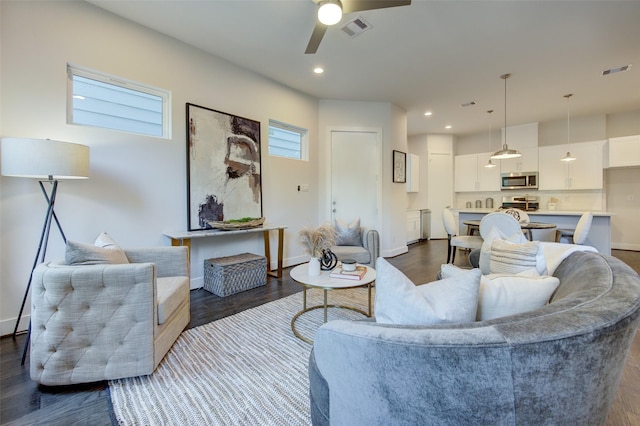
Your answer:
(268, 120), (308, 160)
(67, 64), (171, 138)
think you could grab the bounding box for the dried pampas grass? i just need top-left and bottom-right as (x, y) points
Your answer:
(298, 223), (336, 258)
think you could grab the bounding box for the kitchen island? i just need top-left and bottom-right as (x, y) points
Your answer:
(454, 209), (613, 255)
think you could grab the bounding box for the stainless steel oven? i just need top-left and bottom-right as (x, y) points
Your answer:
(501, 172), (538, 190)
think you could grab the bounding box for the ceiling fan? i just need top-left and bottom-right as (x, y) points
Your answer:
(305, 0), (411, 54)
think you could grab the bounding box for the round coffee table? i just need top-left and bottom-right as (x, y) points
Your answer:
(290, 263), (376, 344)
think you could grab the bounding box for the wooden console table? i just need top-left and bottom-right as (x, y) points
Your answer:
(163, 225), (286, 278)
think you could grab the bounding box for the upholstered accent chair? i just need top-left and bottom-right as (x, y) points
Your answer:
(30, 246), (190, 386)
(331, 228), (380, 268)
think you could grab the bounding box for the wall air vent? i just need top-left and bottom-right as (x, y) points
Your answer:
(601, 64), (632, 76)
(341, 16), (372, 38)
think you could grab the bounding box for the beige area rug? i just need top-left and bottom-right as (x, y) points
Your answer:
(109, 287), (374, 425)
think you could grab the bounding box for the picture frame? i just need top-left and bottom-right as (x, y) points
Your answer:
(186, 103), (262, 231)
(392, 150), (406, 183)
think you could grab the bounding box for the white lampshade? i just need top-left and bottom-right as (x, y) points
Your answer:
(318, 0), (342, 25)
(1, 138), (90, 179)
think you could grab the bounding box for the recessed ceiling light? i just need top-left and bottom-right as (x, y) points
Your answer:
(424, 111), (432, 116)
(313, 67), (324, 74)
(601, 64), (631, 76)
(445, 125), (452, 129)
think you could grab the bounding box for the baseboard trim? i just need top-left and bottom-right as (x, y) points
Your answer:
(612, 243), (640, 252)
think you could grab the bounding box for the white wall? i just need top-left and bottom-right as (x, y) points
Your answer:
(319, 100), (409, 257)
(0, 1), (319, 334)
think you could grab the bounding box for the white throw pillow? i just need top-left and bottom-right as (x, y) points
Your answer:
(479, 226), (528, 275)
(477, 273), (560, 321)
(490, 238), (540, 274)
(334, 218), (362, 246)
(440, 264), (560, 321)
(65, 232), (129, 265)
(375, 258), (480, 325)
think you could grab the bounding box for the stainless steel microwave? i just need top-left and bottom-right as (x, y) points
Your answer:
(501, 172), (538, 190)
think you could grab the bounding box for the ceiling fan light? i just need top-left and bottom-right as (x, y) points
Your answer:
(561, 152), (576, 162)
(318, 1), (342, 26)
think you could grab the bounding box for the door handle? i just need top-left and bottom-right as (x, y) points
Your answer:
(332, 209), (336, 213)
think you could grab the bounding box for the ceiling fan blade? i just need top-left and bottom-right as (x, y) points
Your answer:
(305, 22), (328, 54)
(342, 0), (411, 14)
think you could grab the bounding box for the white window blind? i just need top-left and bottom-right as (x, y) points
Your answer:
(268, 120), (308, 160)
(68, 64), (171, 138)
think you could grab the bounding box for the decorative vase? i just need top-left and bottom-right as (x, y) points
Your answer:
(308, 256), (321, 276)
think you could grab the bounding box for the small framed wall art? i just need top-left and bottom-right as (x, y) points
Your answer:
(392, 150), (406, 183)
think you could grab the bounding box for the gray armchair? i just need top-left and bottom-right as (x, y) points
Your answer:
(331, 228), (380, 268)
(30, 246), (190, 386)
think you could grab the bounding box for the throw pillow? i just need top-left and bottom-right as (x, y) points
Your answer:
(65, 232), (129, 265)
(490, 238), (540, 274)
(477, 273), (560, 321)
(375, 258), (480, 325)
(440, 264), (560, 321)
(479, 226), (528, 275)
(335, 218), (361, 246)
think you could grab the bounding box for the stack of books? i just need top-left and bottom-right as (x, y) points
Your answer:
(330, 265), (367, 281)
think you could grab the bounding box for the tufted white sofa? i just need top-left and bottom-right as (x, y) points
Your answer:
(29, 246), (190, 386)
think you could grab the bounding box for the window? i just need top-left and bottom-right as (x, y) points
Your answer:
(268, 120), (308, 160)
(67, 64), (171, 138)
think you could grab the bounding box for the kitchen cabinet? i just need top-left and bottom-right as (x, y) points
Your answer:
(538, 140), (605, 190)
(406, 210), (421, 243)
(406, 154), (420, 193)
(454, 152), (500, 192)
(608, 135), (640, 168)
(500, 147), (539, 173)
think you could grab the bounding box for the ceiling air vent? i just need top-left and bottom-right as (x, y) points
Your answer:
(461, 101), (477, 107)
(341, 16), (372, 38)
(601, 64), (632, 76)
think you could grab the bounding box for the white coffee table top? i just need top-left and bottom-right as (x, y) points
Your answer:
(290, 264), (376, 289)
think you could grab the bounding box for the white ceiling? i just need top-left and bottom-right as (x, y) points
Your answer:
(88, 0), (640, 137)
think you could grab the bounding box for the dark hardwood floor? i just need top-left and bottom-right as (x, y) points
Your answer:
(1, 240), (639, 425)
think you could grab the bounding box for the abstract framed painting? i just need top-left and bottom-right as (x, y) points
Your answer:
(392, 149), (406, 183)
(186, 103), (262, 231)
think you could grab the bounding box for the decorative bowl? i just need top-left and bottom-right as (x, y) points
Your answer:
(207, 217), (265, 230)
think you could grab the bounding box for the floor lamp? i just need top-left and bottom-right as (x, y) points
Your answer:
(1, 138), (90, 364)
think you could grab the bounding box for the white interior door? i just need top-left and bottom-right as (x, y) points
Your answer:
(428, 152), (453, 239)
(330, 130), (379, 230)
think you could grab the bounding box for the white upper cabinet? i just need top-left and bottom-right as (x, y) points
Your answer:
(538, 140), (606, 190)
(455, 152), (501, 192)
(607, 135), (640, 168)
(500, 147), (539, 173)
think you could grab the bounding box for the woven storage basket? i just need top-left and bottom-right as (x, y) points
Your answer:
(204, 253), (267, 297)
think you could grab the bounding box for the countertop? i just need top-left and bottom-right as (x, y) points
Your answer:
(454, 208), (613, 216)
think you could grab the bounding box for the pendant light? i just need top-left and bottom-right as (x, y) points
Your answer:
(561, 93), (577, 162)
(484, 109), (497, 168)
(491, 73), (522, 160)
